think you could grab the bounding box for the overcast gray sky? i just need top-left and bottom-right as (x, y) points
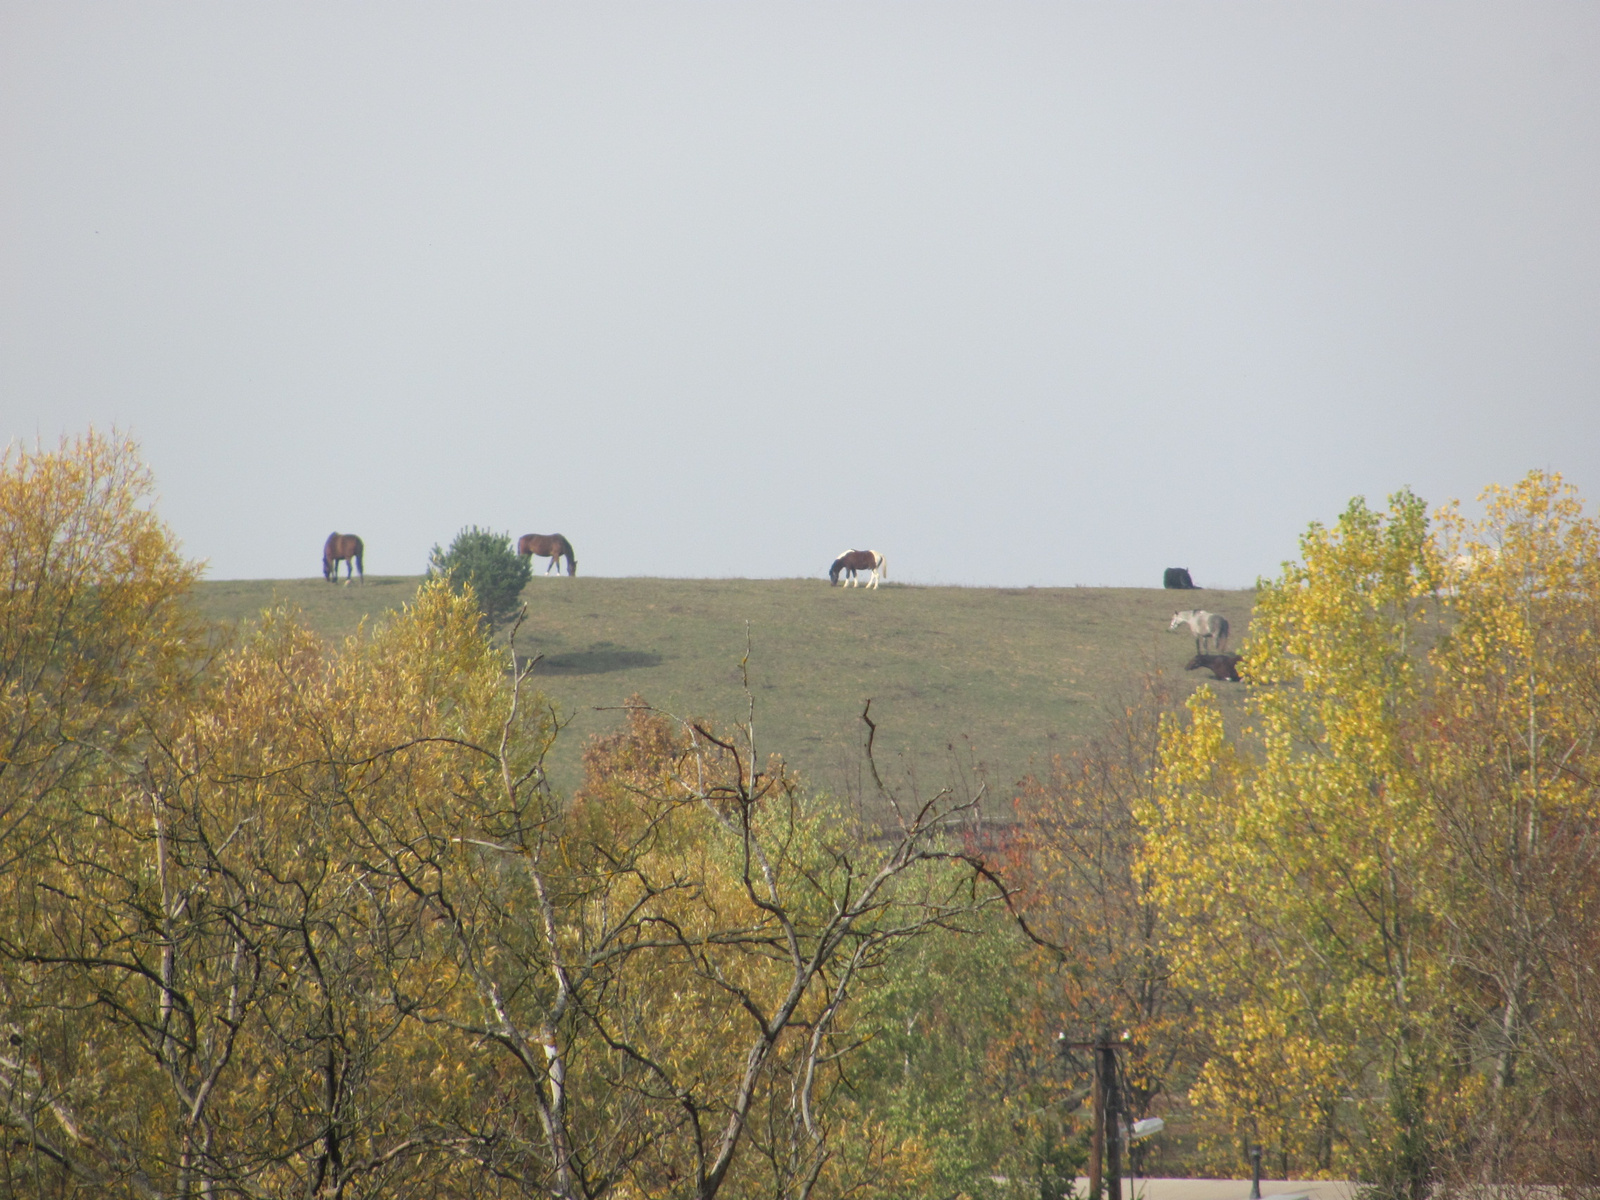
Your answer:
(4, 3), (1597, 585)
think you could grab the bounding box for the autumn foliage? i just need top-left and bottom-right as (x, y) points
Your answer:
(972, 474), (1600, 1197)
(5, 433), (1600, 1199)
(0, 432), (1004, 1199)
(1141, 475), (1600, 1195)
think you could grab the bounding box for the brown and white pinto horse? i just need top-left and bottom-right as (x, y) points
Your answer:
(829, 549), (886, 588)
(323, 532), (364, 584)
(517, 533), (577, 576)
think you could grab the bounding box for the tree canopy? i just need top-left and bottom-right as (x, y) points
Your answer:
(1144, 474), (1600, 1194)
(5, 433), (1599, 1197)
(426, 525), (533, 631)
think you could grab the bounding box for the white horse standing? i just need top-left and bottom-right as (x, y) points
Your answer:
(1170, 609), (1229, 653)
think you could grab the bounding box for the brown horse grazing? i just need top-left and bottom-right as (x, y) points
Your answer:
(1185, 653), (1241, 682)
(323, 532), (364, 584)
(829, 549), (886, 588)
(517, 533), (577, 576)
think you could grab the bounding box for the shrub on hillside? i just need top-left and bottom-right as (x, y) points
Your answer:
(426, 526), (532, 631)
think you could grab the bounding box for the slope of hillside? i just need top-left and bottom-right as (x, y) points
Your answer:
(192, 576), (1256, 795)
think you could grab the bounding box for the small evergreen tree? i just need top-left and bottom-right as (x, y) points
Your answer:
(426, 526), (532, 631)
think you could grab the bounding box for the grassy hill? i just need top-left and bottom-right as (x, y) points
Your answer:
(191, 576), (1256, 797)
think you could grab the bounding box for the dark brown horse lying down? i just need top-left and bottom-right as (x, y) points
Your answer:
(1185, 653), (1241, 681)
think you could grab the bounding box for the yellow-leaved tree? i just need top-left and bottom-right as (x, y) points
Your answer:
(389, 690), (1003, 1200)
(1422, 473), (1600, 1186)
(1144, 475), (1600, 1196)
(1148, 489), (1454, 1191)
(0, 430), (201, 853)
(0, 431), (209, 1193)
(2, 574), (535, 1195)
(1, 431), (1005, 1199)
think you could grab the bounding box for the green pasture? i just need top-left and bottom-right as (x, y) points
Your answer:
(191, 576), (1256, 798)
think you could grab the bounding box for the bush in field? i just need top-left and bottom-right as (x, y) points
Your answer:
(426, 525), (532, 631)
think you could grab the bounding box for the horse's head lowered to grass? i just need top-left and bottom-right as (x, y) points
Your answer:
(323, 532), (363, 584)
(829, 549), (886, 588)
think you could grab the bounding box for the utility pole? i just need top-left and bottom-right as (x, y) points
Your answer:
(1088, 1042), (1104, 1200)
(1102, 1038), (1123, 1200)
(1064, 1034), (1125, 1200)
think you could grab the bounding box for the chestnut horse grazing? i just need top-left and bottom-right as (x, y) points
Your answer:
(829, 549), (886, 589)
(323, 532), (364, 584)
(517, 533), (577, 576)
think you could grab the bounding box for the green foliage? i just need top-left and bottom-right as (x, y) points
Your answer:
(843, 896), (1037, 1198)
(426, 524), (532, 630)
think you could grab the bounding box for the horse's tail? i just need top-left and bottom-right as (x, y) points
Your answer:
(1216, 615), (1229, 647)
(355, 537), (364, 581)
(876, 552), (886, 580)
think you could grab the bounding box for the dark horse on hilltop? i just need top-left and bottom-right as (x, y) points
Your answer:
(517, 533), (577, 576)
(323, 532), (364, 584)
(1186, 653), (1242, 682)
(829, 549), (886, 589)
